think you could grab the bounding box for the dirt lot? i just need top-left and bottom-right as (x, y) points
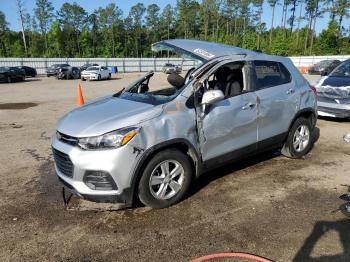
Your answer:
(0, 73), (350, 262)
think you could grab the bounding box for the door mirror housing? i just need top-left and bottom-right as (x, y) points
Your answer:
(201, 90), (225, 105)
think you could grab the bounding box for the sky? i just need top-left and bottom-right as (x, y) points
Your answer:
(1, 0), (347, 35)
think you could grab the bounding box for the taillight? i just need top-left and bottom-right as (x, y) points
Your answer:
(309, 85), (317, 96)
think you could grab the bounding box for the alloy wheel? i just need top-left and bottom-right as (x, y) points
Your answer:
(293, 124), (310, 152)
(149, 160), (185, 200)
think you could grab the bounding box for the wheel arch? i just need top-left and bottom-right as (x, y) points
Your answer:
(288, 108), (317, 131)
(129, 139), (202, 204)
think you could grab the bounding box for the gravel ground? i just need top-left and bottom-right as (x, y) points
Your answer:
(0, 73), (350, 262)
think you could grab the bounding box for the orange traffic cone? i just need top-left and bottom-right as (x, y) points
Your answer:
(77, 82), (85, 106)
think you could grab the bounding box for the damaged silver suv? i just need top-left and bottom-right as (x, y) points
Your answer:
(52, 40), (317, 208)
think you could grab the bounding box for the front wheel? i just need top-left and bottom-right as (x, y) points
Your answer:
(138, 149), (193, 208)
(98, 74), (101, 81)
(7, 76), (11, 83)
(108, 73), (111, 80)
(281, 117), (313, 158)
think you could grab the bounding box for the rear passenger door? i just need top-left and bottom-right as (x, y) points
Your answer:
(253, 60), (299, 147)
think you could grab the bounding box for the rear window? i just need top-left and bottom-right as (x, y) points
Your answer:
(254, 61), (291, 89)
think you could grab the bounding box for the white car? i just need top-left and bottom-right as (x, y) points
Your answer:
(81, 66), (111, 81)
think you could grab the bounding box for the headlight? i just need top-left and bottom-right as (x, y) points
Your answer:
(78, 127), (140, 150)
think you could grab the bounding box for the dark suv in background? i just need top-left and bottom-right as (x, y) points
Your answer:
(46, 64), (70, 77)
(17, 66), (37, 77)
(0, 67), (26, 83)
(57, 67), (81, 80)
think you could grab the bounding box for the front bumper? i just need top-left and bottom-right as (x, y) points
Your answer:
(81, 74), (98, 80)
(52, 134), (141, 205)
(46, 71), (57, 76)
(318, 102), (350, 118)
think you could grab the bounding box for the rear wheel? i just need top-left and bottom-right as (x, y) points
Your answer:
(98, 74), (101, 81)
(108, 73), (111, 80)
(138, 149), (193, 208)
(6, 76), (11, 83)
(281, 117), (313, 158)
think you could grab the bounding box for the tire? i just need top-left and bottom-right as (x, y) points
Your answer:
(81, 77), (86, 81)
(98, 74), (101, 81)
(21, 75), (25, 81)
(138, 149), (193, 208)
(108, 73), (111, 80)
(7, 76), (11, 83)
(281, 117), (313, 158)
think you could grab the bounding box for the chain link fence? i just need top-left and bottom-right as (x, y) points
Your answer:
(0, 56), (349, 75)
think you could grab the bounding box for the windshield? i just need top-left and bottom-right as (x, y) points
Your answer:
(0, 67), (9, 72)
(86, 67), (100, 71)
(115, 72), (180, 105)
(49, 64), (59, 69)
(329, 60), (350, 78)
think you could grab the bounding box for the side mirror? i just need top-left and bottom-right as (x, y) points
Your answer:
(201, 90), (225, 105)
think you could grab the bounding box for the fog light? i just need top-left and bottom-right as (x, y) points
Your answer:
(83, 171), (117, 191)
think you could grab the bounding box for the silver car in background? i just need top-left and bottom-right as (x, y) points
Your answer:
(52, 40), (317, 209)
(162, 63), (182, 74)
(315, 59), (350, 118)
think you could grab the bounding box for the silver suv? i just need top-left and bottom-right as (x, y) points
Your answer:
(52, 40), (317, 208)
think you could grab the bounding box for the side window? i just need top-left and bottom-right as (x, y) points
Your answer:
(206, 62), (246, 99)
(253, 61), (291, 90)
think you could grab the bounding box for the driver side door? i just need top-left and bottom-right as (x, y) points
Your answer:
(197, 61), (258, 164)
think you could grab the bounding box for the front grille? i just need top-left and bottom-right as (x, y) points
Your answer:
(52, 148), (74, 177)
(57, 132), (78, 146)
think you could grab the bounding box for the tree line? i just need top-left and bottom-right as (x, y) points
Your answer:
(0, 0), (350, 58)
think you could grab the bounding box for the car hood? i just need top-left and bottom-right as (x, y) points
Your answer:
(56, 96), (163, 137)
(152, 39), (257, 62)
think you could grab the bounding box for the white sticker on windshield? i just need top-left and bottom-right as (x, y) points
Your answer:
(193, 48), (215, 59)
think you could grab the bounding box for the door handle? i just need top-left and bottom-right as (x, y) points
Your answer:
(286, 88), (295, 95)
(241, 102), (255, 110)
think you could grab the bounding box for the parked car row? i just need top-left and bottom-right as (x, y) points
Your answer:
(0, 65), (38, 83)
(46, 63), (112, 81)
